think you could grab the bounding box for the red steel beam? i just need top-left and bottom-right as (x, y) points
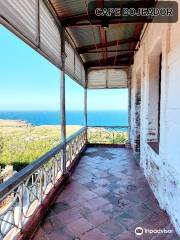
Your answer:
(61, 14), (87, 25)
(100, 28), (107, 64)
(77, 37), (139, 54)
(82, 49), (138, 53)
(130, 24), (143, 50)
(129, 23), (143, 63)
(85, 52), (133, 67)
(86, 60), (130, 68)
(61, 16), (148, 27)
(96, 0), (107, 64)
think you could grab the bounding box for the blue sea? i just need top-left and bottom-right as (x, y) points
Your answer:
(0, 110), (128, 126)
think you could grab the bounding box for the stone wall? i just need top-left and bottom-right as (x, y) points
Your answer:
(130, 2), (180, 235)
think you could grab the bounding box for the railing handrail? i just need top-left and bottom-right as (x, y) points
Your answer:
(0, 127), (86, 200)
(66, 126), (86, 144)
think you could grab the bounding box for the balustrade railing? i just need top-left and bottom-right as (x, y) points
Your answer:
(0, 127), (86, 240)
(88, 126), (128, 144)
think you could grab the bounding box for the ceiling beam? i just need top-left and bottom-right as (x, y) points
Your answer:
(108, 52), (134, 61)
(83, 49), (138, 53)
(77, 37), (139, 54)
(86, 60), (131, 68)
(61, 14), (88, 27)
(61, 15), (147, 27)
(129, 23), (143, 64)
(85, 52), (133, 67)
(100, 28), (107, 64)
(96, 0), (107, 64)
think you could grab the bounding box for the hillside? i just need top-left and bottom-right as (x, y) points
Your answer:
(0, 120), (82, 170)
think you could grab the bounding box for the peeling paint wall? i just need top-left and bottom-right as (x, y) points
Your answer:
(130, 68), (141, 162)
(130, 2), (180, 235)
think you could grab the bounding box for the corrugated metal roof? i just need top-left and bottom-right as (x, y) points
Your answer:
(82, 53), (102, 62)
(50, 0), (144, 70)
(69, 27), (101, 48)
(0, 0), (63, 69)
(0, 0), (38, 44)
(106, 24), (136, 43)
(50, 0), (86, 18)
(40, 0), (61, 67)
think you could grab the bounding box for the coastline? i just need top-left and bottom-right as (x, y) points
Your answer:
(0, 110), (128, 126)
(0, 119), (29, 127)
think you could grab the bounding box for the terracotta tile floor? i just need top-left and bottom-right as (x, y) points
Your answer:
(33, 147), (179, 240)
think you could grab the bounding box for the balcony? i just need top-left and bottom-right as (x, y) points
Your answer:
(0, 127), (178, 240)
(0, 0), (180, 238)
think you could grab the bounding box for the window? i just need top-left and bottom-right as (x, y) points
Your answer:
(158, 54), (162, 143)
(147, 51), (162, 154)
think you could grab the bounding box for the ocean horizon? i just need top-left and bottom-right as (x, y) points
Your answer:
(0, 110), (128, 126)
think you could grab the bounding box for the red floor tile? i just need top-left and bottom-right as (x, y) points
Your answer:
(114, 230), (136, 240)
(92, 186), (110, 196)
(84, 209), (110, 226)
(80, 228), (109, 240)
(81, 197), (110, 212)
(56, 207), (82, 224)
(99, 218), (125, 238)
(32, 147), (178, 240)
(67, 217), (94, 236)
(33, 228), (47, 240)
(80, 190), (98, 200)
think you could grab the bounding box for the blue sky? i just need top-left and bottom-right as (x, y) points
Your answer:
(0, 25), (128, 111)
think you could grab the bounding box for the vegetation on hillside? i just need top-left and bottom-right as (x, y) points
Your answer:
(88, 127), (128, 144)
(0, 120), (81, 171)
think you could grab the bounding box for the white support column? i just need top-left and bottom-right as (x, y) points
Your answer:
(84, 71), (88, 142)
(84, 87), (87, 142)
(60, 27), (66, 174)
(84, 88), (87, 127)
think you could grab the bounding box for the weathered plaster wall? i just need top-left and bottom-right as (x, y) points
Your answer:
(130, 68), (141, 161)
(130, 2), (180, 235)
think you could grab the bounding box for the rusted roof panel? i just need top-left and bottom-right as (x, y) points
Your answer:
(106, 24), (137, 43)
(82, 53), (102, 62)
(50, 0), (144, 70)
(50, 0), (86, 18)
(69, 26), (101, 48)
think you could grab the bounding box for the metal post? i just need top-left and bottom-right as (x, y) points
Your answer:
(60, 27), (66, 174)
(84, 87), (88, 141)
(84, 71), (88, 142)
